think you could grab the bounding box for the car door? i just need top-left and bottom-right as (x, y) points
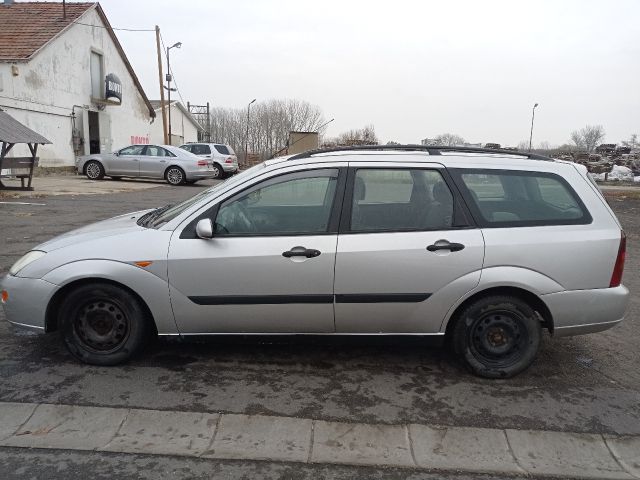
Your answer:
(333, 162), (485, 333)
(109, 145), (144, 176)
(139, 145), (171, 178)
(167, 166), (346, 333)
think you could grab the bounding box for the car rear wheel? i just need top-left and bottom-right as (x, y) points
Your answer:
(452, 295), (541, 378)
(211, 163), (223, 179)
(165, 166), (186, 185)
(58, 283), (152, 366)
(85, 161), (105, 180)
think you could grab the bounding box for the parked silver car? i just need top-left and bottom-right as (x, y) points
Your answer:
(76, 144), (220, 185)
(179, 142), (239, 179)
(2, 146), (629, 377)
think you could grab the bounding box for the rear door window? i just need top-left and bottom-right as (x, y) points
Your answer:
(454, 169), (591, 226)
(348, 169), (456, 232)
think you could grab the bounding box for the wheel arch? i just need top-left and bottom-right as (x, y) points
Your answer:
(444, 286), (554, 339)
(83, 158), (104, 175)
(45, 277), (157, 335)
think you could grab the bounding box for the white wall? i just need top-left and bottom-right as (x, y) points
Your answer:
(150, 103), (199, 146)
(0, 7), (154, 166)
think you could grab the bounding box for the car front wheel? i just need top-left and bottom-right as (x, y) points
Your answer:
(58, 283), (152, 366)
(452, 295), (541, 378)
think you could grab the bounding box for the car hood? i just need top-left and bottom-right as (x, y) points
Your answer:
(37, 209), (154, 252)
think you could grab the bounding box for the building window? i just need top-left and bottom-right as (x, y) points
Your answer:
(90, 51), (103, 99)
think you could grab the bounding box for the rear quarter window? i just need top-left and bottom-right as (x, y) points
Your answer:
(452, 169), (592, 227)
(214, 145), (231, 155)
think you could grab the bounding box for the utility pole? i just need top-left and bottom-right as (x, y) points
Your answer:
(155, 26), (168, 144)
(165, 42), (182, 146)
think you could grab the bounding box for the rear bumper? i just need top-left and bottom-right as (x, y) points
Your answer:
(186, 170), (220, 180)
(222, 163), (239, 173)
(542, 285), (629, 337)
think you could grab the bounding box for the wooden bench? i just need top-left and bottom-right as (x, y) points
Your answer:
(0, 156), (39, 190)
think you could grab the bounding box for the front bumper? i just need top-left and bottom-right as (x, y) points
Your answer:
(542, 285), (629, 337)
(1, 274), (58, 333)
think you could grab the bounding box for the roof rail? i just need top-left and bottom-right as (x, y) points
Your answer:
(287, 144), (554, 161)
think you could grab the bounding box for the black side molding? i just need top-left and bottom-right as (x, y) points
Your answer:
(335, 293), (431, 303)
(189, 293), (432, 306)
(189, 295), (334, 305)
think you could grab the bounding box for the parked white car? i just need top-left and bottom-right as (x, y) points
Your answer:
(4, 145), (629, 378)
(76, 144), (220, 185)
(179, 143), (239, 179)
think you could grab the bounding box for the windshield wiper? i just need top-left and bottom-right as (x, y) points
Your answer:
(139, 204), (173, 227)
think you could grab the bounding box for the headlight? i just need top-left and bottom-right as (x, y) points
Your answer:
(9, 250), (46, 276)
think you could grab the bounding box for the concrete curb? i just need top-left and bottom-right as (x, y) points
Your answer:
(0, 401), (637, 479)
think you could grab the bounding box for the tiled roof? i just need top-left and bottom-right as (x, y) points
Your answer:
(0, 2), (96, 61)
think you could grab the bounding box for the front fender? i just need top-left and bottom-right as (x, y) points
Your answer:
(439, 266), (563, 331)
(42, 259), (178, 334)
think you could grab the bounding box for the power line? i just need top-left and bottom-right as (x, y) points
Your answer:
(159, 32), (186, 106)
(69, 20), (155, 32)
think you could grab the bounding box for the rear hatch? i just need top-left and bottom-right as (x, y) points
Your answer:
(214, 144), (238, 167)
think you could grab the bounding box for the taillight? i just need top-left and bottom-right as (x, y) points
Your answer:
(197, 160), (207, 166)
(610, 231), (626, 287)
(225, 157), (233, 164)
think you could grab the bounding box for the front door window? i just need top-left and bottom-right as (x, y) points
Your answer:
(214, 169), (339, 235)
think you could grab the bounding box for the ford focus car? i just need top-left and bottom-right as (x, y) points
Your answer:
(2, 146), (629, 378)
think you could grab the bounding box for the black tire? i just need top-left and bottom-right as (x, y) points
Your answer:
(84, 160), (105, 180)
(165, 166), (186, 185)
(452, 295), (541, 378)
(211, 163), (223, 179)
(58, 283), (152, 366)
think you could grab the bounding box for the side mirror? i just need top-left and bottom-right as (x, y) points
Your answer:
(195, 218), (213, 239)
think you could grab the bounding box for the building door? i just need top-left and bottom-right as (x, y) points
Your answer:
(88, 111), (100, 154)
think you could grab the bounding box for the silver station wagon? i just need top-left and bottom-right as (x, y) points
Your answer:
(2, 146), (629, 378)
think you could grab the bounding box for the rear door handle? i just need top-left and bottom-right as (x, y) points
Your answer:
(283, 246), (321, 258)
(427, 242), (465, 252)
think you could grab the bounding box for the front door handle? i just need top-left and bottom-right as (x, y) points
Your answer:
(427, 241), (465, 252)
(283, 246), (321, 258)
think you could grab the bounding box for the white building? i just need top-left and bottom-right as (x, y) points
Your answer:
(0, 1), (156, 167)
(150, 100), (202, 146)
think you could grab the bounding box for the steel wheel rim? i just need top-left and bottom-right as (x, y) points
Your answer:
(86, 163), (100, 179)
(468, 309), (529, 367)
(167, 168), (183, 184)
(73, 299), (130, 353)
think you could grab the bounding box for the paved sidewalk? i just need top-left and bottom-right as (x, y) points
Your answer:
(0, 401), (638, 479)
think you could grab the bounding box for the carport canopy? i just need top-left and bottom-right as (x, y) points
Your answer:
(0, 109), (51, 190)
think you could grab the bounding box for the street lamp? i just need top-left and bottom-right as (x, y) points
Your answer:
(528, 103), (539, 151)
(244, 98), (256, 167)
(165, 41), (182, 145)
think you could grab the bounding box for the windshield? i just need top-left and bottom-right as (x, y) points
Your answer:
(140, 163), (266, 228)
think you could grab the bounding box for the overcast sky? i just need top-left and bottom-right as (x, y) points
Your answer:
(98, 0), (639, 147)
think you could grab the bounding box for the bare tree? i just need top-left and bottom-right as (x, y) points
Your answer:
(207, 99), (326, 161)
(324, 125), (379, 147)
(433, 133), (465, 146)
(516, 140), (529, 151)
(570, 125), (605, 152)
(621, 133), (638, 149)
